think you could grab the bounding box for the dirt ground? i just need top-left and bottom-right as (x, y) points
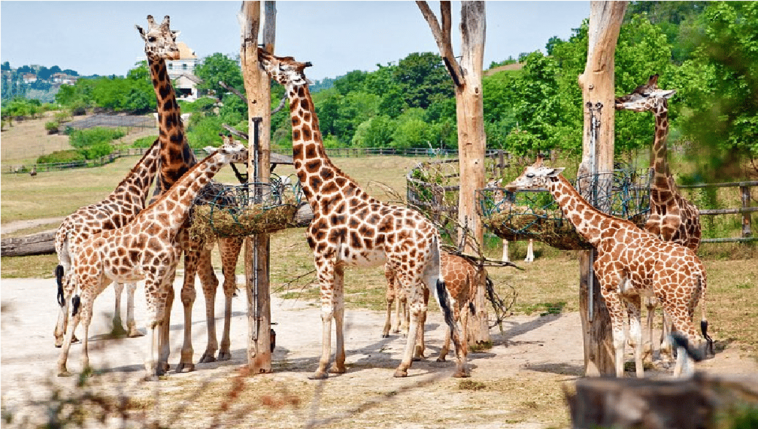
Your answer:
(2, 271), (757, 429)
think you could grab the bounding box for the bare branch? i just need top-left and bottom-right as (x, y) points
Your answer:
(271, 94), (287, 114)
(221, 123), (249, 141)
(416, 1), (464, 87)
(219, 81), (247, 104)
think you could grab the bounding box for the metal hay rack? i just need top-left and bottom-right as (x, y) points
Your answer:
(479, 169), (652, 250)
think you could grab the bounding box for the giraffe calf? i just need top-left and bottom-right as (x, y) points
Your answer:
(56, 139), (248, 379)
(385, 252), (486, 370)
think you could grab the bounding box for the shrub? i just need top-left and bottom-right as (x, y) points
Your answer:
(132, 135), (158, 148)
(37, 150), (86, 164)
(80, 142), (114, 160)
(69, 127), (126, 149)
(45, 121), (59, 134)
(70, 101), (87, 116)
(54, 111), (71, 123)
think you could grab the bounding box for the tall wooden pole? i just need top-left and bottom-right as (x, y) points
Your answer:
(239, 0), (276, 374)
(576, 1), (627, 377)
(417, 1), (489, 345)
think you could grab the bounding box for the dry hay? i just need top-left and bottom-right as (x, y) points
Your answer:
(189, 202), (298, 241)
(484, 212), (592, 251)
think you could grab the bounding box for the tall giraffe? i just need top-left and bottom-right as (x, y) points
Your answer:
(505, 156), (712, 377)
(616, 74), (702, 359)
(57, 139), (248, 378)
(53, 140), (161, 347)
(136, 15), (244, 373)
(258, 49), (467, 379)
(486, 178), (535, 263)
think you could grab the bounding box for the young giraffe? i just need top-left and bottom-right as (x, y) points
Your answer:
(57, 139), (248, 378)
(136, 15), (244, 372)
(384, 252), (486, 364)
(53, 140), (161, 347)
(486, 178), (535, 263)
(616, 74), (702, 360)
(505, 156), (713, 378)
(258, 49), (466, 379)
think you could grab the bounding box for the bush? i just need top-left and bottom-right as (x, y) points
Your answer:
(54, 111), (71, 123)
(70, 101), (87, 116)
(68, 127), (126, 149)
(37, 150), (86, 164)
(132, 135), (158, 148)
(45, 121), (59, 134)
(80, 142), (114, 160)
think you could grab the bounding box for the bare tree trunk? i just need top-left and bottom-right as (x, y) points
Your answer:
(418, 1), (489, 344)
(239, 0), (276, 374)
(576, 0), (627, 377)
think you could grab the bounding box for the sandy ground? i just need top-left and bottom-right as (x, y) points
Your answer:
(2, 273), (757, 428)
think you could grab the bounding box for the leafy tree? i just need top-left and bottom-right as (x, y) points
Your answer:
(394, 52), (453, 109)
(1, 61), (10, 71)
(352, 115), (396, 148)
(194, 53), (243, 96)
(334, 70), (367, 95)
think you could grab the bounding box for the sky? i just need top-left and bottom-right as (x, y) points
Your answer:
(0, 1), (590, 81)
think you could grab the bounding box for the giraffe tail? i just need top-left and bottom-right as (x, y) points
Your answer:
(56, 265), (65, 307)
(698, 273), (715, 358)
(426, 236), (457, 345)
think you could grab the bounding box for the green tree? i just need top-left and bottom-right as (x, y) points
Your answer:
(194, 53), (243, 96)
(394, 52), (453, 109)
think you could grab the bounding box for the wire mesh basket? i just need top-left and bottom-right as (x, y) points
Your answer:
(479, 169), (652, 250)
(189, 175), (303, 239)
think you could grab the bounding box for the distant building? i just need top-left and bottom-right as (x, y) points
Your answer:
(51, 73), (78, 85)
(22, 73), (37, 84)
(166, 42), (201, 100)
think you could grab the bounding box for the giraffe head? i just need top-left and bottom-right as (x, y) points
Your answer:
(257, 49), (312, 87)
(208, 135), (249, 165)
(504, 156), (564, 192)
(135, 15), (181, 61)
(615, 74), (676, 113)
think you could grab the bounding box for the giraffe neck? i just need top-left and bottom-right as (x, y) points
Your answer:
(548, 175), (608, 245)
(285, 82), (371, 210)
(651, 103), (673, 190)
(144, 154), (225, 236)
(111, 140), (161, 205)
(148, 55), (196, 196)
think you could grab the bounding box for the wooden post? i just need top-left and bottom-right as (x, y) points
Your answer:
(239, 0), (276, 374)
(417, 1), (489, 344)
(576, 1), (627, 377)
(741, 185), (752, 238)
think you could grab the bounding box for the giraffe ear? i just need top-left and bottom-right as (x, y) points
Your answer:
(660, 89), (676, 99)
(546, 168), (564, 177)
(136, 25), (146, 40)
(172, 30), (181, 40)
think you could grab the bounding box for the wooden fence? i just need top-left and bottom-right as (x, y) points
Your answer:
(679, 180), (758, 243)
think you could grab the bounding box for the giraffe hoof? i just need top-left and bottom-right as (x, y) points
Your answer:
(329, 365), (346, 374)
(308, 371), (329, 380)
(199, 353), (217, 364)
(175, 362), (195, 373)
(57, 369), (72, 378)
(127, 328), (145, 338)
(217, 351), (232, 361)
(381, 333), (390, 339)
(453, 370), (470, 378)
(393, 368), (409, 378)
(436, 356), (447, 363)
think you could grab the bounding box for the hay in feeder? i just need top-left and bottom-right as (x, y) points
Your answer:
(484, 212), (593, 251)
(189, 202), (298, 241)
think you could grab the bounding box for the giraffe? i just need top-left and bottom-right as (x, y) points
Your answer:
(383, 252), (486, 364)
(616, 74), (702, 360)
(53, 140), (161, 347)
(57, 139), (248, 378)
(505, 156), (713, 377)
(486, 178), (535, 263)
(258, 49), (467, 379)
(136, 15), (244, 373)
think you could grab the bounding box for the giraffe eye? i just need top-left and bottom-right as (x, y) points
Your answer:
(148, 36), (156, 43)
(526, 173), (535, 179)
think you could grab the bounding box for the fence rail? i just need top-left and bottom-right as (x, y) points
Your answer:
(679, 181), (757, 243)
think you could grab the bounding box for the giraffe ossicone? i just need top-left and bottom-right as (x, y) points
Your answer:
(505, 156), (713, 378)
(258, 48), (468, 379)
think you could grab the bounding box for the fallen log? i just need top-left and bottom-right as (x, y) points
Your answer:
(566, 373), (758, 429)
(1, 229), (56, 257)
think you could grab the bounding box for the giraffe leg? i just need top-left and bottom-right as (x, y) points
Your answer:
(501, 239), (510, 263)
(382, 264), (395, 338)
(54, 272), (79, 347)
(125, 282), (143, 338)
(398, 290), (409, 336)
(659, 310), (673, 359)
(144, 275), (170, 380)
(330, 265), (346, 374)
(597, 270), (628, 378)
(57, 301), (81, 377)
(157, 281), (174, 375)
(437, 328), (451, 362)
(176, 246), (199, 372)
(218, 237), (243, 361)
(310, 256), (335, 380)
(524, 239), (534, 263)
(643, 295), (656, 364)
(111, 282), (128, 336)
(626, 295), (644, 378)
(413, 287), (430, 360)
(197, 248), (221, 364)
(455, 302), (470, 378)
(80, 295), (94, 375)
